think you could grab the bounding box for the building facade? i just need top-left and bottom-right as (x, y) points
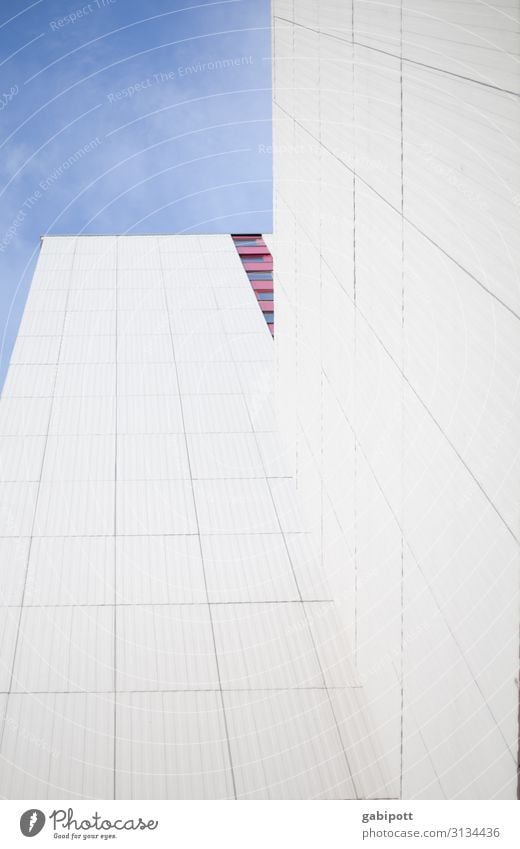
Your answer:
(0, 234), (388, 800)
(267, 0), (520, 798)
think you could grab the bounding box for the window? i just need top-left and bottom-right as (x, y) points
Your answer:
(247, 272), (273, 281)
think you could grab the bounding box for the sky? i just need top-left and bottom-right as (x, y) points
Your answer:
(0, 0), (272, 385)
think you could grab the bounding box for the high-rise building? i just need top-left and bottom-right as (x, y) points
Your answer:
(267, 0), (520, 799)
(0, 234), (385, 800)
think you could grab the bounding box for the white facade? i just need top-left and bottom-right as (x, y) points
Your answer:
(267, 1), (520, 798)
(0, 234), (387, 800)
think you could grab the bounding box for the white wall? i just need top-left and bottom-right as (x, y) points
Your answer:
(268, 0), (520, 799)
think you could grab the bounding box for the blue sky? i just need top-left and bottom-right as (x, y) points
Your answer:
(0, 0), (272, 385)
